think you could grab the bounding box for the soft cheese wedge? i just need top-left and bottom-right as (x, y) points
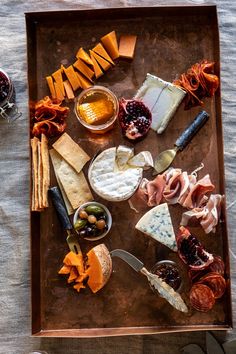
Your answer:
(88, 147), (143, 202)
(135, 203), (177, 251)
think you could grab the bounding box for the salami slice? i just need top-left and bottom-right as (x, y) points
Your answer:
(208, 256), (225, 275)
(199, 272), (226, 299)
(190, 284), (215, 312)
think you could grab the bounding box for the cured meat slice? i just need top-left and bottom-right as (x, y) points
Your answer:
(181, 174), (215, 209)
(190, 283), (215, 312)
(163, 170), (189, 205)
(208, 256), (225, 275)
(198, 272), (226, 299)
(146, 174), (166, 206)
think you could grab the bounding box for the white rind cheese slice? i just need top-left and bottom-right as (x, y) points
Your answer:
(135, 203), (177, 251)
(116, 145), (134, 170)
(128, 151), (153, 170)
(134, 73), (186, 134)
(88, 147), (143, 201)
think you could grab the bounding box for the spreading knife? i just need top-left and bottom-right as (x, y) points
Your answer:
(110, 249), (188, 313)
(49, 186), (82, 255)
(153, 110), (209, 175)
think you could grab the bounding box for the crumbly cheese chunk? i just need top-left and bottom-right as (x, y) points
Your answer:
(135, 203), (177, 251)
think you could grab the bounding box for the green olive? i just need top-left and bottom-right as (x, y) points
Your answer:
(74, 219), (87, 230)
(85, 205), (104, 215)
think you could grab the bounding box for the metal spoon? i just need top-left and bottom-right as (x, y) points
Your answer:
(153, 110), (209, 175)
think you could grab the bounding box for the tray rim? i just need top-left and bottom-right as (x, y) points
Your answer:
(26, 4), (233, 337)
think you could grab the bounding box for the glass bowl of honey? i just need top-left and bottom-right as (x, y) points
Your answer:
(74, 85), (119, 134)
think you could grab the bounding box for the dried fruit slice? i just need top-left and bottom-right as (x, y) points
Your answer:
(118, 98), (152, 140)
(101, 31), (119, 59)
(190, 283), (215, 312)
(208, 256), (225, 275)
(176, 226), (214, 270)
(198, 272), (226, 299)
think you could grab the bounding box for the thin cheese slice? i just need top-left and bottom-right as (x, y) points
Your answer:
(119, 34), (137, 59)
(63, 80), (75, 100)
(52, 68), (65, 96)
(54, 81), (65, 101)
(135, 203), (177, 251)
(89, 50), (111, 71)
(101, 31), (119, 59)
(92, 43), (115, 65)
(76, 72), (93, 90)
(76, 47), (94, 66)
(52, 132), (90, 174)
(62, 65), (81, 91)
(89, 52), (103, 79)
(49, 149), (74, 215)
(41, 134), (50, 208)
(46, 76), (56, 99)
(73, 58), (94, 81)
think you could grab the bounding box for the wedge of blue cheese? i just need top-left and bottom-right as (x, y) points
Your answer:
(135, 203), (177, 251)
(134, 73), (186, 134)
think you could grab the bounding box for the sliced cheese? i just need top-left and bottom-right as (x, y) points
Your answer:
(89, 50), (111, 71)
(134, 73), (186, 134)
(135, 203), (177, 252)
(92, 43), (115, 65)
(116, 145), (134, 170)
(52, 68), (65, 96)
(88, 147), (143, 201)
(101, 31), (119, 59)
(63, 80), (75, 100)
(89, 51), (104, 79)
(119, 34), (137, 59)
(76, 47), (94, 66)
(86, 244), (112, 293)
(46, 76), (56, 99)
(52, 132), (90, 174)
(73, 58), (94, 81)
(76, 72), (93, 89)
(54, 81), (65, 101)
(62, 65), (80, 91)
(128, 151), (153, 170)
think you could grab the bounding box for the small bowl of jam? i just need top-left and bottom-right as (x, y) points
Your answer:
(0, 69), (21, 122)
(74, 86), (119, 134)
(150, 260), (182, 292)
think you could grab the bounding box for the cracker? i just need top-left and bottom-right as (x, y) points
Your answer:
(52, 133), (90, 173)
(41, 134), (50, 208)
(31, 137), (39, 211)
(37, 141), (43, 209)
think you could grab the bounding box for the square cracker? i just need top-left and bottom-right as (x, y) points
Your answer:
(52, 133), (90, 173)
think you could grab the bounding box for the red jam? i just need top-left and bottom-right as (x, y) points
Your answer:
(151, 261), (182, 291)
(0, 70), (10, 103)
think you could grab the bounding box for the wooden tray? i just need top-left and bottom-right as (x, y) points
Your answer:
(26, 5), (233, 337)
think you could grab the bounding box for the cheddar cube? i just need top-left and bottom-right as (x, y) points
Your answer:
(119, 34), (137, 59)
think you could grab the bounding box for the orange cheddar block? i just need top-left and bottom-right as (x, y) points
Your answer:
(76, 47), (94, 66)
(62, 65), (81, 91)
(89, 50), (111, 72)
(76, 72), (93, 90)
(52, 68), (65, 96)
(54, 81), (65, 101)
(89, 51), (104, 79)
(73, 58), (94, 81)
(63, 80), (75, 100)
(119, 34), (137, 59)
(92, 43), (114, 65)
(46, 76), (56, 99)
(101, 31), (119, 60)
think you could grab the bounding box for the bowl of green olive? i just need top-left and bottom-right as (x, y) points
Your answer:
(73, 201), (112, 241)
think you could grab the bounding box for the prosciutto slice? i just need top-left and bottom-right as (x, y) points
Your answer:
(163, 170), (189, 204)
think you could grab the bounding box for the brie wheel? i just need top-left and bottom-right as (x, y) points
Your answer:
(88, 147), (143, 201)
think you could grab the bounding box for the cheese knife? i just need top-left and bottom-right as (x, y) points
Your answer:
(49, 186), (82, 255)
(206, 332), (225, 354)
(153, 110), (209, 175)
(110, 249), (188, 313)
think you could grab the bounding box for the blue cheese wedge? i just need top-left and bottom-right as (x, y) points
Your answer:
(135, 203), (177, 251)
(134, 73), (186, 134)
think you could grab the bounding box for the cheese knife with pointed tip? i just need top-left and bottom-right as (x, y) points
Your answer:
(49, 186), (82, 255)
(206, 332), (225, 354)
(153, 110), (210, 175)
(110, 249), (188, 313)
